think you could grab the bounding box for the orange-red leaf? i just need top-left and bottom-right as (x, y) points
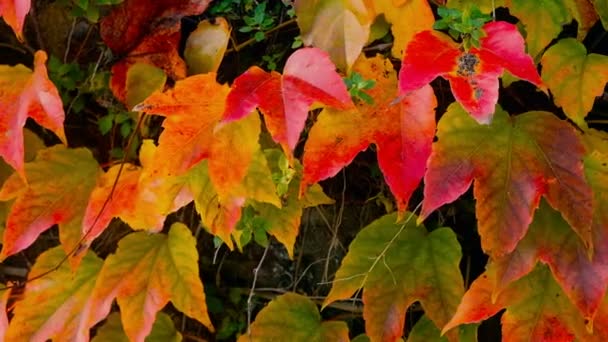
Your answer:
(0, 0), (30, 40)
(222, 47), (353, 153)
(0, 51), (66, 179)
(421, 103), (592, 257)
(399, 22), (542, 123)
(303, 55), (436, 212)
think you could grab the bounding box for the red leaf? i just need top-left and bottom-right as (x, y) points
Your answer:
(303, 55), (436, 212)
(222, 47), (353, 153)
(400, 21), (543, 123)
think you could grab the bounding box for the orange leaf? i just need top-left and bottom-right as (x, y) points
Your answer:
(0, 0), (30, 40)
(0, 51), (66, 179)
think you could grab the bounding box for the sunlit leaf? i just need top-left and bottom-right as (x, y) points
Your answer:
(0, 0), (30, 40)
(184, 17), (231, 75)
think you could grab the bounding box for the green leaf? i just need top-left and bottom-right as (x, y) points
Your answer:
(125, 63), (167, 110)
(92, 312), (182, 342)
(324, 213), (464, 341)
(238, 292), (349, 342)
(407, 315), (477, 342)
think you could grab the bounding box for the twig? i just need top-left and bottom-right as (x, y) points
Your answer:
(64, 18), (76, 62)
(322, 171), (346, 283)
(246, 244), (271, 339)
(227, 18), (297, 53)
(0, 43), (32, 55)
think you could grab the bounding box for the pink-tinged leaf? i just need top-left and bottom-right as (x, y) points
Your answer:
(89, 223), (213, 342)
(222, 47), (353, 153)
(0, 0), (30, 40)
(421, 103), (592, 257)
(303, 55), (436, 213)
(0, 146), (100, 260)
(400, 22), (542, 123)
(0, 51), (66, 179)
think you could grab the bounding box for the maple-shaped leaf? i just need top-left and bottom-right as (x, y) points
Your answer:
(303, 55), (436, 213)
(324, 213), (464, 342)
(0, 51), (67, 179)
(5, 247), (103, 341)
(222, 47), (354, 153)
(89, 222), (213, 342)
(0, 146), (100, 260)
(92, 312), (182, 342)
(399, 21), (543, 123)
(294, 0), (373, 71)
(184, 17), (231, 75)
(493, 200), (608, 320)
(371, 0), (435, 58)
(443, 265), (593, 341)
(240, 292), (349, 342)
(541, 38), (608, 128)
(0, 0), (30, 40)
(421, 103), (592, 258)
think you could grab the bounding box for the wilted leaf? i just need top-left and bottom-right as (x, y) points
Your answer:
(541, 38), (608, 128)
(421, 103), (592, 258)
(324, 213), (464, 342)
(92, 312), (182, 342)
(0, 146), (100, 260)
(239, 292), (349, 342)
(5, 247), (103, 341)
(303, 55), (436, 213)
(0, 51), (66, 178)
(294, 0), (373, 71)
(89, 223), (213, 342)
(0, 0), (30, 40)
(184, 17), (231, 75)
(222, 47), (353, 154)
(399, 22), (543, 123)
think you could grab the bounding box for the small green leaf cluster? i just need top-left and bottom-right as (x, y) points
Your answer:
(344, 71), (376, 104)
(58, 0), (124, 22)
(434, 6), (491, 49)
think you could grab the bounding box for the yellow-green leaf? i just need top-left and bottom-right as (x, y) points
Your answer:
(92, 312), (182, 342)
(125, 63), (167, 110)
(184, 18), (231, 75)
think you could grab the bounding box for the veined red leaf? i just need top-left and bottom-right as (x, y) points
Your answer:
(541, 38), (608, 128)
(222, 47), (353, 153)
(0, 51), (66, 179)
(240, 292), (349, 342)
(0, 146), (100, 260)
(92, 312), (182, 342)
(399, 22), (542, 123)
(324, 213), (464, 342)
(421, 103), (592, 257)
(89, 223), (213, 342)
(444, 265), (593, 342)
(0, 0), (30, 40)
(5, 247), (103, 341)
(303, 55), (436, 213)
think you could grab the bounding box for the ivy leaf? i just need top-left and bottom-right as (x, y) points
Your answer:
(303, 55), (436, 213)
(421, 103), (592, 258)
(222, 47), (354, 154)
(239, 292), (349, 342)
(294, 0), (373, 71)
(0, 146), (100, 260)
(493, 200), (608, 320)
(184, 17), (231, 75)
(541, 38), (608, 128)
(0, 51), (67, 179)
(5, 247), (103, 341)
(92, 312), (182, 342)
(399, 21), (543, 123)
(324, 213), (464, 342)
(371, 0), (436, 58)
(0, 0), (30, 40)
(443, 265), (592, 341)
(89, 223), (213, 342)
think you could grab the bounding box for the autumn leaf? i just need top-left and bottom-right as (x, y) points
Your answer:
(492, 200), (608, 320)
(406, 315), (477, 342)
(371, 0), (435, 58)
(0, 146), (100, 260)
(0, 0), (30, 40)
(4, 247), (103, 341)
(592, 0), (608, 29)
(294, 0), (373, 71)
(89, 223), (213, 342)
(541, 38), (608, 128)
(0, 51), (67, 179)
(399, 21), (543, 123)
(125, 63), (167, 110)
(324, 213), (464, 342)
(92, 312), (182, 342)
(0, 286), (8, 341)
(421, 103), (592, 258)
(446, 0), (506, 12)
(222, 47), (354, 154)
(184, 17), (231, 75)
(239, 292), (349, 342)
(303, 55), (436, 213)
(443, 265), (592, 342)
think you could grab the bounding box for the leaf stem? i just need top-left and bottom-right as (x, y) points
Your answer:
(227, 18), (297, 53)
